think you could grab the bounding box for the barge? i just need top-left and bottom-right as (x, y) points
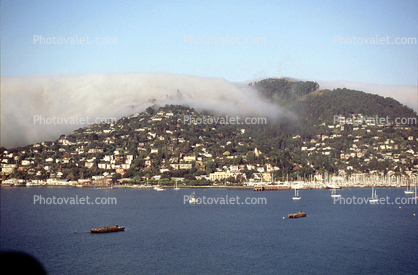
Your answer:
(288, 211), (307, 218)
(90, 225), (125, 233)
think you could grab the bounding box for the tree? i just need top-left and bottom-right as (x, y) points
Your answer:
(66, 172), (75, 181)
(146, 106), (154, 115)
(205, 161), (216, 174)
(112, 173), (122, 184)
(246, 152), (255, 163)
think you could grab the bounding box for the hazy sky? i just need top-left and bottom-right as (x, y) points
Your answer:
(2, 0), (417, 84)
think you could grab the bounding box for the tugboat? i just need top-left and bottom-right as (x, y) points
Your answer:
(288, 211), (307, 218)
(90, 225), (125, 233)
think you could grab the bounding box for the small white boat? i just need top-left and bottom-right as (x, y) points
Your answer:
(26, 181), (40, 187)
(369, 187), (378, 203)
(331, 188), (341, 198)
(292, 189), (301, 200)
(189, 192), (198, 204)
(154, 185), (165, 191)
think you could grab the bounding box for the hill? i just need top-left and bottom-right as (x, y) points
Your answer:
(1, 78), (417, 185)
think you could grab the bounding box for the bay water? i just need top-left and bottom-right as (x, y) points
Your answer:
(1, 187), (417, 274)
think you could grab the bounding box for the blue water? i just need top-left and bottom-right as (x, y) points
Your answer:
(1, 187), (417, 274)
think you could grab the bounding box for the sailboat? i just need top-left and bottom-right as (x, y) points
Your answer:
(369, 186), (378, 203)
(174, 180), (180, 191)
(404, 181), (414, 194)
(415, 184), (418, 200)
(331, 188), (341, 198)
(292, 188), (301, 200)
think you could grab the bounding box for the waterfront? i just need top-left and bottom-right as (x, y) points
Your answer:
(1, 187), (417, 274)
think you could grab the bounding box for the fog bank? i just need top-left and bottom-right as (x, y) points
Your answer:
(1, 73), (285, 148)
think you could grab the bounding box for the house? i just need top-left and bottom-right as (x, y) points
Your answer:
(115, 168), (125, 174)
(183, 156), (196, 162)
(266, 164), (274, 172)
(170, 164), (179, 170)
(114, 148), (124, 155)
(209, 172), (233, 181)
(77, 179), (91, 185)
(256, 167), (265, 173)
(160, 168), (170, 173)
(262, 173), (272, 182)
(98, 163), (110, 169)
(1, 164), (17, 175)
(179, 163), (192, 170)
(21, 160), (31, 166)
(88, 148), (103, 154)
(63, 158), (72, 163)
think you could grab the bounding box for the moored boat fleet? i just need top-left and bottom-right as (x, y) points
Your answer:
(253, 174), (418, 191)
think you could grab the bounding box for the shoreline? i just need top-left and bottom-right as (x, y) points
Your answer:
(0, 184), (415, 191)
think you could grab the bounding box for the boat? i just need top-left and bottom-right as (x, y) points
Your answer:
(154, 185), (165, 191)
(404, 182), (414, 194)
(90, 225), (125, 233)
(325, 184), (340, 189)
(94, 185), (113, 190)
(26, 181), (40, 187)
(331, 188), (341, 198)
(189, 192), (198, 204)
(369, 187), (378, 203)
(288, 211), (307, 218)
(415, 184), (418, 200)
(292, 188), (301, 200)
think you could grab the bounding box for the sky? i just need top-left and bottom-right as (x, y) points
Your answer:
(2, 0), (417, 83)
(1, 0), (418, 148)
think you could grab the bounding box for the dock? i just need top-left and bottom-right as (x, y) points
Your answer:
(254, 185), (291, 191)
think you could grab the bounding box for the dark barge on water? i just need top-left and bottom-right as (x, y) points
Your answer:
(288, 211), (307, 218)
(90, 225), (125, 233)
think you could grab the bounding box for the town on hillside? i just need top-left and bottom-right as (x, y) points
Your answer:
(1, 105), (418, 189)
